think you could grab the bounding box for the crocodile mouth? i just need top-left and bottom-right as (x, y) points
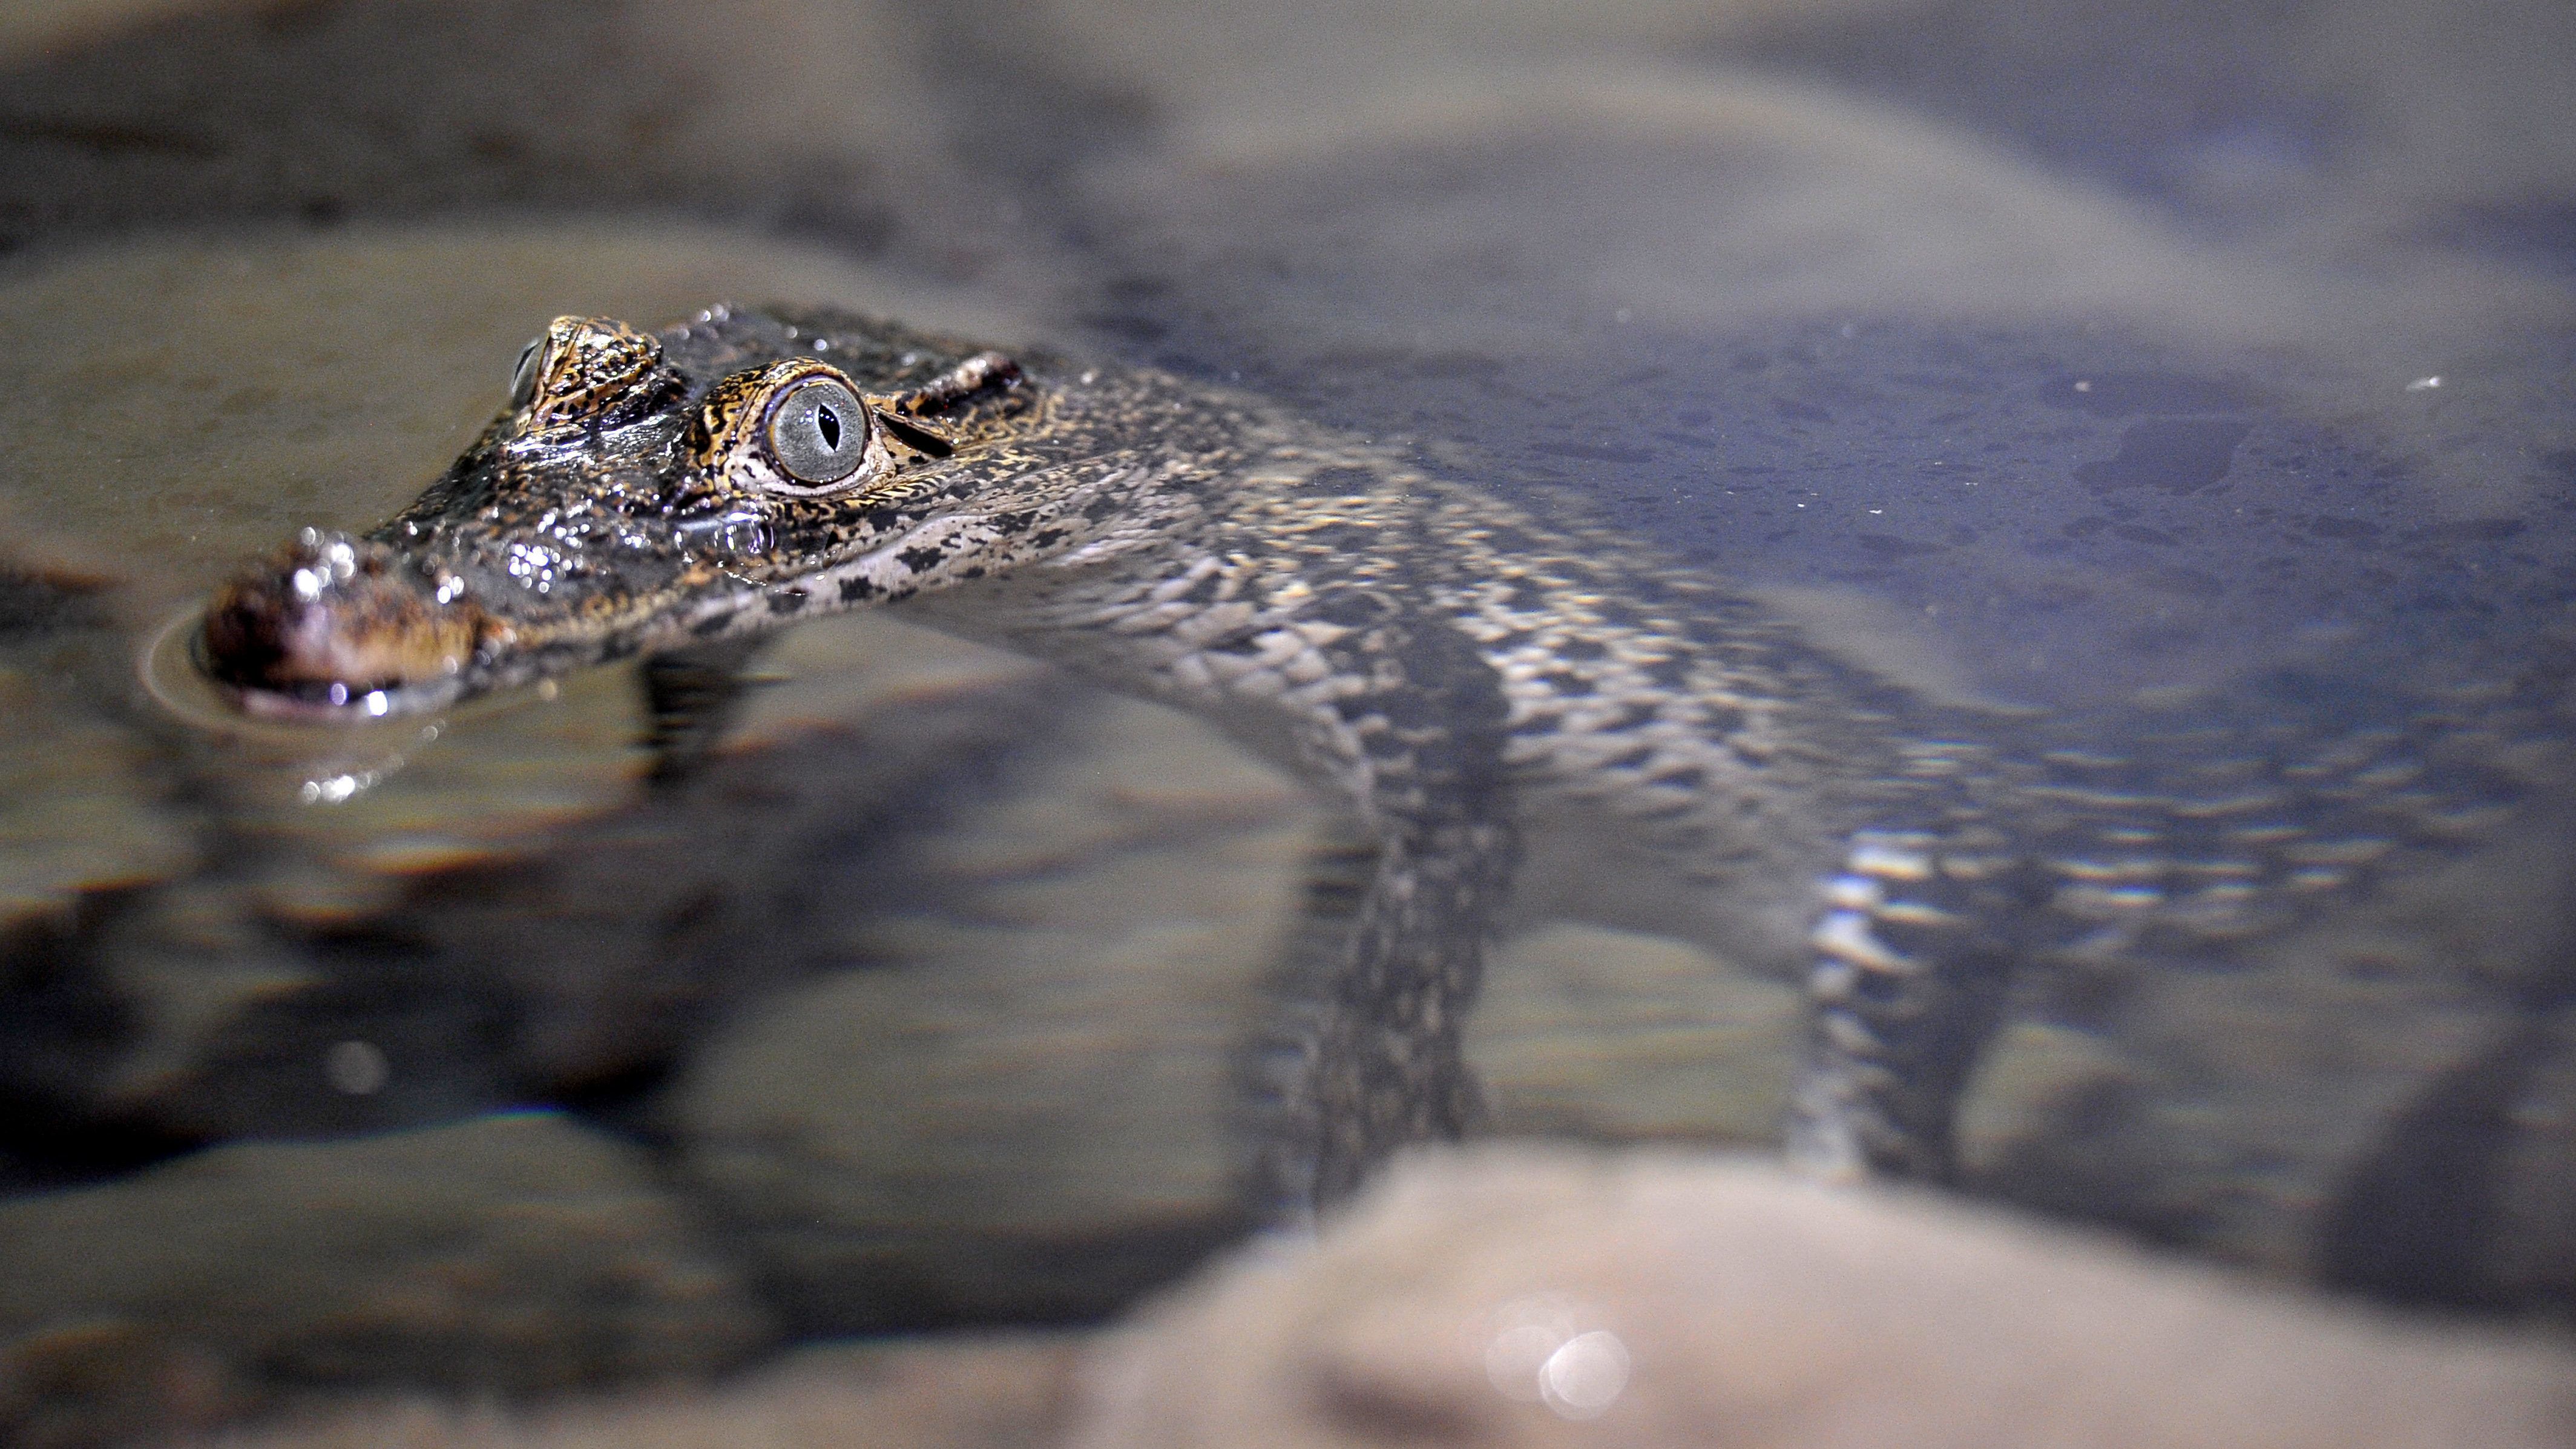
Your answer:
(199, 529), (493, 720)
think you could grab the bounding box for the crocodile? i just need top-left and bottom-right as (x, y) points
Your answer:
(197, 306), (2546, 1211)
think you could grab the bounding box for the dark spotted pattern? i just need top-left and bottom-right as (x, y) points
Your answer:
(203, 305), (2554, 1207)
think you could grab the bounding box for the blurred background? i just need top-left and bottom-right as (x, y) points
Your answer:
(0, 1), (2572, 1443)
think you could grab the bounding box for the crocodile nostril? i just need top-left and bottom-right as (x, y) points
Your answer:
(201, 530), (482, 708)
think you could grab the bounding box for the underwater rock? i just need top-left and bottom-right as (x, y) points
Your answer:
(1963, 804), (2576, 1306)
(0, 0), (1008, 272)
(0, 609), (1072, 1151)
(672, 692), (1318, 1331)
(1470, 922), (1801, 1148)
(0, 1112), (771, 1448)
(2493, 1001), (2576, 1315)
(1074, 1144), (2576, 1449)
(164, 1333), (1086, 1449)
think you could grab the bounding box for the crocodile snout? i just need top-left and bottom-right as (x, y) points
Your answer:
(201, 529), (487, 714)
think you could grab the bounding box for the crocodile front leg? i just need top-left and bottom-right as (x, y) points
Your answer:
(1228, 584), (1522, 1217)
(1787, 825), (2040, 1180)
(1245, 812), (1519, 1217)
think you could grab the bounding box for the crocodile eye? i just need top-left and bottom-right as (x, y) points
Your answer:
(766, 376), (873, 485)
(507, 337), (543, 409)
(505, 317), (663, 435)
(695, 360), (888, 498)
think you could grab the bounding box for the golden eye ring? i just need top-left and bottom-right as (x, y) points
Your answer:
(764, 375), (873, 486)
(694, 360), (893, 499)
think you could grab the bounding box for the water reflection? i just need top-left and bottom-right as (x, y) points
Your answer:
(1541, 1330), (1632, 1420)
(139, 605), (433, 811)
(1484, 1292), (1632, 1420)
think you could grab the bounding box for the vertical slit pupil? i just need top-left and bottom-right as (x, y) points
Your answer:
(816, 404), (841, 450)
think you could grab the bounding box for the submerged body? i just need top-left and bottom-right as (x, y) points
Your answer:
(202, 307), (2542, 1206)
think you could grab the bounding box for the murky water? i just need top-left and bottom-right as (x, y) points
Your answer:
(0, 0), (2572, 1440)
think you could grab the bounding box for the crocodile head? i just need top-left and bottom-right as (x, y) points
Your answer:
(200, 306), (1161, 719)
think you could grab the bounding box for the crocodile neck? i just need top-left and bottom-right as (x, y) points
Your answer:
(895, 394), (1946, 982)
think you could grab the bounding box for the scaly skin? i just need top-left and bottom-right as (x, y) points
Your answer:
(202, 306), (2543, 1209)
